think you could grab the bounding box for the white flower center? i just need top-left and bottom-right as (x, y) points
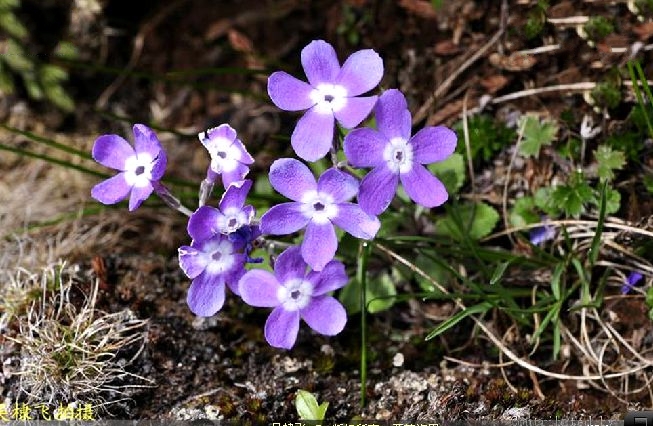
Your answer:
(277, 278), (313, 311)
(217, 207), (249, 234)
(310, 84), (348, 115)
(204, 136), (241, 174)
(383, 137), (413, 174)
(123, 153), (155, 187)
(204, 239), (235, 275)
(300, 191), (338, 225)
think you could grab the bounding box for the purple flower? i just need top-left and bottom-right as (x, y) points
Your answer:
(621, 271), (644, 294)
(529, 222), (556, 246)
(267, 39), (383, 162)
(187, 179), (255, 242)
(178, 234), (246, 316)
(91, 124), (167, 211)
(343, 89), (457, 215)
(199, 124), (254, 188)
(259, 158), (380, 271)
(238, 245), (348, 349)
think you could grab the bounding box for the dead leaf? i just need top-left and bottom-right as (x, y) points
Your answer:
(480, 75), (509, 94)
(433, 40), (461, 55)
(398, 0), (438, 20)
(488, 52), (537, 72)
(633, 22), (653, 40)
(228, 29), (254, 53)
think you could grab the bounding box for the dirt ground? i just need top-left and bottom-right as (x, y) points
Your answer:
(2, 0), (653, 421)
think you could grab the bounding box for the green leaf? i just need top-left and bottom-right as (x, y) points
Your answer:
(40, 64), (68, 84)
(414, 254), (451, 292)
(550, 180), (595, 217)
(604, 187), (621, 215)
(489, 259), (515, 286)
(518, 115), (558, 158)
(295, 390), (328, 420)
(54, 41), (79, 60)
(3, 39), (33, 72)
(428, 152), (466, 194)
(594, 145), (625, 182)
(509, 196), (540, 227)
(339, 272), (397, 314)
(436, 202), (500, 241)
(0, 9), (27, 39)
(425, 301), (492, 340)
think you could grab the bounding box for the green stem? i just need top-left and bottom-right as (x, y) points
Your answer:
(357, 241), (371, 408)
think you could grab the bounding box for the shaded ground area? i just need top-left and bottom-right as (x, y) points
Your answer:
(1, 0), (653, 421)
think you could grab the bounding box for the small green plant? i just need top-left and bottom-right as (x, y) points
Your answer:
(522, 0), (549, 40)
(518, 114), (558, 158)
(582, 16), (614, 41)
(295, 390), (328, 421)
(453, 114), (516, 163)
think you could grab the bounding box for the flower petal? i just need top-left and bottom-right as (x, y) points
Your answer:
(186, 271), (226, 317)
(331, 202), (380, 239)
(221, 162), (251, 189)
(291, 107), (335, 162)
(358, 166), (399, 215)
(239, 269), (282, 307)
(273, 245), (307, 284)
(317, 168), (359, 203)
(333, 95), (377, 129)
(336, 49), (383, 96)
(150, 150), (167, 181)
(301, 296), (347, 336)
(188, 206), (221, 242)
(267, 71), (316, 111)
(375, 89), (411, 140)
(226, 266), (246, 296)
(231, 138), (255, 164)
(92, 134), (134, 170)
(410, 126), (457, 164)
(400, 164), (448, 208)
(260, 202), (311, 235)
(132, 124), (162, 158)
(264, 306), (300, 349)
(307, 260), (348, 296)
(128, 181), (154, 211)
(219, 179), (252, 212)
(269, 158), (317, 201)
(343, 128), (387, 168)
(178, 245), (208, 279)
(302, 221), (337, 271)
(91, 173), (132, 205)
(301, 40), (340, 87)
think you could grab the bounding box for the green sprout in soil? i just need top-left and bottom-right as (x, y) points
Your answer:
(295, 390), (328, 421)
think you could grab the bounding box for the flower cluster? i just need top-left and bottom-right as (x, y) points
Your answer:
(90, 39), (458, 349)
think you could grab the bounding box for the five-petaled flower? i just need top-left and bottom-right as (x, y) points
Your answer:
(238, 245), (348, 349)
(343, 89), (457, 215)
(179, 234), (247, 316)
(91, 124), (167, 211)
(259, 158), (380, 271)
(188, 179), (255, 242)
(267, 39), (383, 162)
(199, 124), (254, 188)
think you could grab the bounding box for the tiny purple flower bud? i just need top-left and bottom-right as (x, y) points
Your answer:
(621, 271), (644, 294)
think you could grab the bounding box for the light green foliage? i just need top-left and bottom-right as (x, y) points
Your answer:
(518, 115), (558, 158)
(535, 171), (621, 217)
(591, 81), (622, 110)
(428, 152), (466, 194)
(295, 390), (329, 421)
(339, 270), (397, 313)
(0, 0), (75, 111)
(594, 145), (625, 182)
(454, 115), (516, 163)
(436, 202), (500, 241)
(509, 196), (540, 228)
(415, 254), (451, 293)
